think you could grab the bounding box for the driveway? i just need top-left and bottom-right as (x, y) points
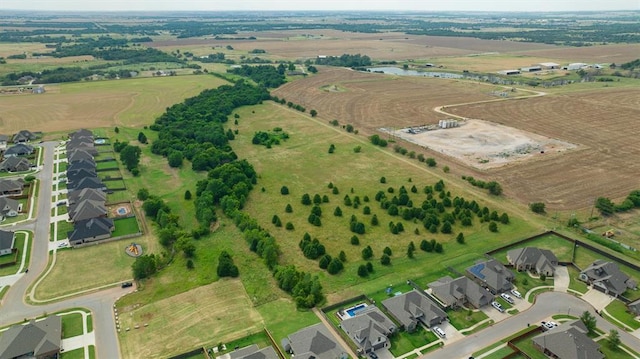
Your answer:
(581, 288), (615, 311)
(554, 265), (570, 292)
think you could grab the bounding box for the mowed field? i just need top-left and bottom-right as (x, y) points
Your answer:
(0, 75), (226, 134)
(447, 87), (640, 210)
(272, 67), (494, 137)
(118, 280), (264, 359)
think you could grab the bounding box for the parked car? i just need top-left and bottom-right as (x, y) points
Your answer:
(433, 326), (446, 338)
(491, 301), (504, 312)
(57, 242), (68, 248)
(541, 321), (557, 330)
(368, 352), (378, 359)
(121, 282), (133, 288)
(500, 293), (514, 304)
(56, 201), (67, 206)
(510, 289), (522, 298)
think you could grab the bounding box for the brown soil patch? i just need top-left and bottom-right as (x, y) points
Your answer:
(446, 87), (640, 210)
(520, 43), (640, 64)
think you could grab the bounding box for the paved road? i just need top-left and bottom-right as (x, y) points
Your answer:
(422, 291), (640, 359)
(0, 142), (122, 359)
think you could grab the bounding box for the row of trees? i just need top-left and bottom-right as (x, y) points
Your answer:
(462, 175), (503, 196)
(314, 54), (372, 67)
(595, 190), (640, 216)
(228, 65), (285, 88)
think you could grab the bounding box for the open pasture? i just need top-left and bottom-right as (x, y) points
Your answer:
(520, 43), (640, 65)
(272, 67), (493, 137)
(447, 87), (640, 210)
(118, 280), (264, 359)
(0, 75), (225, 134)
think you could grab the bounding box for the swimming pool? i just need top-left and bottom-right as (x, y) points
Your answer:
(117, 207), (127, 215)
(345, 303), (368, 317)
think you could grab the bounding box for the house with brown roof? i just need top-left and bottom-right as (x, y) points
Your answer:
(428, 275), (492, 309)
(579, 260), (637, 296)
(506, 247), (558, 276)
(382, 290), (447, 332)
(0, 316), (62, 359)
(532, 320), (603, 359)
(282, 323), (349, 359)
(340, 306), (396, 354)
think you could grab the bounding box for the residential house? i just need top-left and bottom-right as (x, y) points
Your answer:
(532, 320), (603, 359)
(0, 134), (8, 151)
(0, 229), (15, 256)
(0, 178), (25, 196)
(466, 259), (514, 294)
(67, 217), (114, 245)
(66, 141), (97, 156)
(4, 144), (35, 158)
(579, 260), (637, 296)
(70, 129), (93, 139)
(68, 199), (107, 222)
(12, 130), (37, 143)
(282, 323), (349, 359)
(66, 176), (106, 191)
(67, 149), (95, 164)
(0, 197), (22, 221)
(0, 157), (31, 172)
(628, 299), (640, 316)
(66, 168), (98, 186)
(428, 276), (492, 309)
(67, 188), (106, 206)
(506, 247), (558, 276)
(228, 345), (279, 359)
(340, 306), (396, 354)
(381, 290), (447, 332)
(0, 316), (62, 359)
(66, 159), (96, 174)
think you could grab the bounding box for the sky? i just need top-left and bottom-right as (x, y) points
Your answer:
(1, 0), (638, 12)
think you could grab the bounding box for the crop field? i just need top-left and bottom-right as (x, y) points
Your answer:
(118, 280), (264, 359)
(231, 101), (539, 298)
(520, 43), (640, 65)
(272, 67), (494, 138)
(446, 87), (640, 210)
(0, 75), (226, 134)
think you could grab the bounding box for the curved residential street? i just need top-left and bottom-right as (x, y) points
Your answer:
(0, 142), (123, 359)
(422, 291), (640, 359)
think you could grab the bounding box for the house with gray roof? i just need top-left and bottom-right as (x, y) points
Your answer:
(67, 188), (106, 205)
(66, 159), (96, 174)
(0, 178), (25, 196)
(466, 259), (514, 294)
(0, 316), (62, 359)
(382, 290), (447, 332)
(0, 197), (22, 221)
(0, 157), (31, 173)
(579, 260), (637, 296)
(629, 298), (640, 316)
(4, 143), (34, 158)
(66, 140), (97, 155)
(67, 149), (95, 164)
(0, 135), (9, 152)
(340, 306), (395, 354)
(68, 217), (114, 245)
(0, 229), (15, 256)
(66, 176), (106, 191)
(506, 247), (558, 276)
(228, 344), (279, 359)
(68, 199), (107, 222)
(12, 130), (37, 143)
(66, 168), (98, 186)
(428, 276), (491, 309)
(70, 129), (93, 139)
(282, 323), (348, 359)
(532, 320), (603, 359)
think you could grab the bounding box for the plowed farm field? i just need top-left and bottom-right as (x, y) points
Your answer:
(272, 67), (493, 135)
(446, 87), (640, 210)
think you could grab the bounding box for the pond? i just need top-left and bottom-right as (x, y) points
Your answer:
(365, 66), (464, 79)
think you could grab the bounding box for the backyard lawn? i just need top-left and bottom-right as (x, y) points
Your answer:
(112, 217), (140, 237)
(447, 308), (488, 330)
(389, 326), (438, 357)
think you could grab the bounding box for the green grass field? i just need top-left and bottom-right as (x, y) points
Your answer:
(605, 300), (640, 330)
(389, 326), (438, 356)
(447, 308), (489, 330)
(62, 312), (85, 338)
(112, 217), (140, 237)
(231, 102), (539, 299)
(490, 233), (575, 263)
(60, 348), (85, 359)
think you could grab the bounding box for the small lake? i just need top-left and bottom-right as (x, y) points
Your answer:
(365, 67), (464, 79)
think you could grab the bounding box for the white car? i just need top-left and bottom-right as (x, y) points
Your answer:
(511, 289), (522, 298)
(491, 301), (504, 312)
(500, 293), (514, 304)
(432, 326), (446, 338)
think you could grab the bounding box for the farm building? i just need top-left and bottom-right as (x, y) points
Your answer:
(498, 69), (520, 75)
(563, 63), (588, 71)
(538, 62), (560, 69)
(520, 66), (542, 72)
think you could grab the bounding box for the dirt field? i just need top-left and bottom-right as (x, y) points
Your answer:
(389, 119), (576, 169)
(272, 67), (493, 135)
(149, 30), (557, 61)
(119, 279), (264, 359)
(520, 43), (640, 65)
(446, 87), (640, 210)
(0, 75), (226, 134)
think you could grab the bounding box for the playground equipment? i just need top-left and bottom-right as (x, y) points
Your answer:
(128, 243), (139, 255)
(125, 243), (142, 257)
(602, 229), (615, 238)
